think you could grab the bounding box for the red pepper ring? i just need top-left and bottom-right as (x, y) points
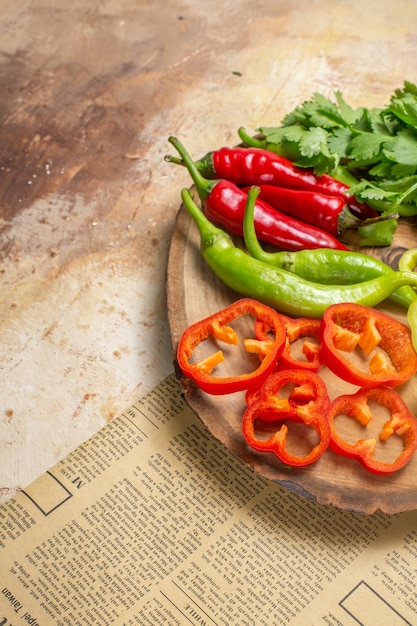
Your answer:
(176, 298), (287, 395)
(245, 316), (323, 405)
(319, 302), (417, 387)
(245, 386), (261, 406)
(255, 315), (323, 371)
(242, 369), (331, 467)
(278, 316), (323, 372)
(328, 386), (417, 475)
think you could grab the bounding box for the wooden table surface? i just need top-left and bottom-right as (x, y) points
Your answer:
(1, 0), (416, 505)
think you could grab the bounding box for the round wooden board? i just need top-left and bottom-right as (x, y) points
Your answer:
(167, 201), (417, 515)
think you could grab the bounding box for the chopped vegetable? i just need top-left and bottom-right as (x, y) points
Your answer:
(328, 386), (417, 474)
(176, 298), (287, 395)
(242, 369), (331, 467)
(176, 298), (417, 473)
(278, 317), (323, 372)
(318, 302), (417, 387)
(255, 314), (323, 372)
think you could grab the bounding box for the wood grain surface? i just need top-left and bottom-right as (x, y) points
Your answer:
(167, 201), (417, 515)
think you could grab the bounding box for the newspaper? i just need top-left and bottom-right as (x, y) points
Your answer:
(1, 374), (416, 625)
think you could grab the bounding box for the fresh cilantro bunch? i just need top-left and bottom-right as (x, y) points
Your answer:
(254, 81), (417, 216)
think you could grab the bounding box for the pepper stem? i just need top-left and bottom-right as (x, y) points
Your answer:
(338, 205), (399, 237)
(164, 154), (183, 166)
(238, 127), (265, 148)
(167, 137), (217, 202)
(181, 188), (230, 251)
(165, 150), (216, 179)
(243, 186), (286, 265)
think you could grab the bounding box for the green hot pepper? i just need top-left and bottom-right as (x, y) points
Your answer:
(242, 186), (417, 310)
(398, 249), (417, 349)
(180, 187), (417, 349)
(399, 248), (417, 274)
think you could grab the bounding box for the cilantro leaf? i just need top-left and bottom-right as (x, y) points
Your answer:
(258, 125), (302, 144)
(349, 180), (400, 202)
(389, 93), (417, 127)
(327, 128), (352, 159)
(377, 175), (417, 205)
(281, 107), (309, 126)
(391, 163), (417, 178)
(382, 127), (417, 166)
(366, 108), (397, 136)
(347, 132), (391, 164)
(298, 127), (329, 157)
(357, 217), (398, 247)
(305, 105), (342, 130)
(395, 81), (417, 98)
(367, 160), (394, 179)
(252, 82), (417, 208)
(334, 90), (363, 126)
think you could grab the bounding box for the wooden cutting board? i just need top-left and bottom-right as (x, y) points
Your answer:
(167, 197), (417, 515)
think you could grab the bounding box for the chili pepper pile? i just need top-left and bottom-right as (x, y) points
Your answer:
(165, 137), (398, 249)
(242, 186), (417, 310)
(176, 298), (417, 474)
(177, 184), (417, 333)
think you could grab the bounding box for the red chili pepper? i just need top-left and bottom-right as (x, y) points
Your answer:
(205, 179), (348, 251)
(244, 184), (364, 239)
(255, 315), (323, 372)
(176, 298), (287, 395)
(328, 386), (417, 474)
(318, 302), (417, 387)
(167, 144), (377, 220)
(242, 369), (331, 467)
(167, 137), (348, 252)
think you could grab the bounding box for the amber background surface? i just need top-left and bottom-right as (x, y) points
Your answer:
(1, 0), (416, 503)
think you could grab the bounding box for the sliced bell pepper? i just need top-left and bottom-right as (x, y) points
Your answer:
(255, 315), (323, 372)
(328, 386), (417, 474)
(242, 369), (331, 467)
(318, 302), (417, 387)
(176, 298), (286, 395)
(279, 316), (323, 372)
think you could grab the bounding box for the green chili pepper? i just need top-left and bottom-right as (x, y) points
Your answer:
(180, 188), (417, 347)
(243, 186), (417, 310)
(398, 249), (417, 351)
(399, 248), (417, 273)
(407, 300), (417, 352)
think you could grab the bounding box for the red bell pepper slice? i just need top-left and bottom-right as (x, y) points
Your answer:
(318, 302), (417, 387)
(279, 316), (323, 372)
(255, 315), (323, 372)
(242, 369), (331, 467)
(328, 386), (417, 474)
(245, 315), (323, 406)
(176, 298), (286, 395)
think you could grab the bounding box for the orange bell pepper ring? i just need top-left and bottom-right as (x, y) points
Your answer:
(242, 369), (331, 467)
(255, 315), (323, 372)
(318, 302), (417, 387)
(176, 298), (286, 395)
(328, 386), (417, 474)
